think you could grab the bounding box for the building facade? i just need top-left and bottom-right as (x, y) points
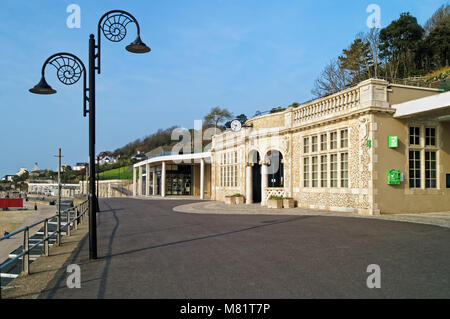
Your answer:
(133, 79), (450, 215)
(210, 79), (450, 215)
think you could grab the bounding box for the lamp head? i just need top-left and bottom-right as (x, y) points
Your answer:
(126, 35), (151, 54)
(29, 77), (56, 94)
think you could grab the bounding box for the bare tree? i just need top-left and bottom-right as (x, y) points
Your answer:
(311, 58), (352, 98)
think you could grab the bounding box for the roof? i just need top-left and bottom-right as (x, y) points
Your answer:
(134, 152), (211, 167)
(393, 91), (450, 120)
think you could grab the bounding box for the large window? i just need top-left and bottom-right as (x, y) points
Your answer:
(408, 125), (438, 189)
(220, 151), (238, 187)
(302, 128), (349, 188)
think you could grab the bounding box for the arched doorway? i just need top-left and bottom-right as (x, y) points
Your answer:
(266, 150), (284, 188)
(249, 150), (261, 203)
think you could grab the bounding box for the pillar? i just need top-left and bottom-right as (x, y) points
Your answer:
(152, 167), (157, 195)
(138, 166), (143, 196)
(261, 163), (268, 206)
(132, 166), (137, 196)
(200, 158), (205, 199)
(246, 164), (252, 204)
(161, 162), (166, 197)
(145, 163), (150, 196)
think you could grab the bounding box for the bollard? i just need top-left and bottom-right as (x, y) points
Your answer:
(23, 227), (29, 274)
(67, 210), (71, 236)
(75, 209), (79, 230)
(44, 218), (49, 256)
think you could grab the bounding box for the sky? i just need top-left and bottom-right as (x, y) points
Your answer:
(0, 0), (445, 176)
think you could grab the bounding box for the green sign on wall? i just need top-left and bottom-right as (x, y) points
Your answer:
(388, 136), (398, 148)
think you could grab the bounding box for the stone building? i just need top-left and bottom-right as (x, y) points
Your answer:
(133, 78), (450, 215)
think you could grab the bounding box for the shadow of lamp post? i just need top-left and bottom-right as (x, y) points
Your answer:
(29, 10), (150, 260)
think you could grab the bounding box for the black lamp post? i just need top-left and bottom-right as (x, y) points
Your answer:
(29, 10), (150, 260)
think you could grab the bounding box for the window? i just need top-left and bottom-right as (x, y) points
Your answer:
(220, 151), (238, 187)
(302, 129), (348, 188)
(304, 137), (309, 153)
(311, 136), (318, 152)
(446, 174), (450, 188)
(425, 151), (437, 188)
(320, 155), (327, 187)
(312, 156), (318, 187)
(303, 157), (310, 187)
(330, 154), (338, 187)
(340, 129), (348, 148)
(330, 131), (338, 150)
(425, 127), (436, 146)
(320, 134), (327, 151)
(409, 126), (420, 146)
(340, 153), (348, 187)
(409, 150), (421, 188)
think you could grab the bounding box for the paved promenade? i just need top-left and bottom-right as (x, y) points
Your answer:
(174, 201), (450, 229)
(20, 197), (449, 298)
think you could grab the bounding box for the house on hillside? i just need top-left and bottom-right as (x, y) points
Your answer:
(132, 151), (147, 161)
(16, 167), (28, 176)
(1, 175), (14, 182)
(96, 156), (117, 166)
(73, 163), (88, 171)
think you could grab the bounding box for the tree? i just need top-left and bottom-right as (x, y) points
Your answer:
(203, 107), (233, 130)
(426, 15), (450, 69)
(379, 13), (425, 78)
(424, 4), (450, 34)
(339, 38), (373, 84)
(312, 58), (351, 98)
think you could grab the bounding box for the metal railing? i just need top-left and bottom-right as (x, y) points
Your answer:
(0, 199), (89, 298)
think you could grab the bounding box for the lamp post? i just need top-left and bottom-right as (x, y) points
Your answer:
(29, 10), (150, 260)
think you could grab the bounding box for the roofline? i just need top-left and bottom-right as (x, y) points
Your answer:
(134, 152), (211, 167)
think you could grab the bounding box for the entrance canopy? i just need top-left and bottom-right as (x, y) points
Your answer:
(393, 91), (450, 121)
(133, 152), (211, 167)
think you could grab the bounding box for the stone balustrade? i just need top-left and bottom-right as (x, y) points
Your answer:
(293, 87), (360, 125)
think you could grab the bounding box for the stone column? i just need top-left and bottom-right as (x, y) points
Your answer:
(261, 163), (268, 206)
(132, 167), (137, 196)
(200, 158), (205, 199)
(145, 163), (150, 196)
(138, 166), (143, 196)
(152, 167), (157, 195)
(161, 162), (166, 197)
(246, 164), (253, 204)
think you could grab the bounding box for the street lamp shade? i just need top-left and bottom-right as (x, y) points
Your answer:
(29, 76), (57, 94)
(125, 35), (151, 54)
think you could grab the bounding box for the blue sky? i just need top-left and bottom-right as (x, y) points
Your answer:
(0, 0), (445, 176)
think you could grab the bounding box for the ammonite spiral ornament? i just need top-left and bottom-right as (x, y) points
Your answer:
(48, 55), (83, 85)
(100, 12), (133, 42)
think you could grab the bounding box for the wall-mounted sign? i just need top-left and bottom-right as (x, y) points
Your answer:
(388, 136), (398, 148)
(387, 169), (401, 185)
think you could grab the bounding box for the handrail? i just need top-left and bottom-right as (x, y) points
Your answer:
(0, 199), (89, 298)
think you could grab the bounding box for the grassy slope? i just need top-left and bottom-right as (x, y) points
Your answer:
(99, 166), (133, 180)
